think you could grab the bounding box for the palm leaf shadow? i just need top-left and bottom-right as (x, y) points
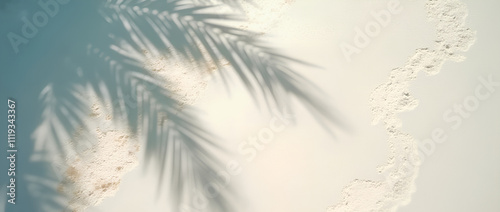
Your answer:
(29, 82), (109, 212)
(101, 0), (344, 127)
(81, 37), (239, 212)
(31, 0), (345, 211)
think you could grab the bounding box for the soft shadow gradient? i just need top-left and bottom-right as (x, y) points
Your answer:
(18, 0), (346, 211)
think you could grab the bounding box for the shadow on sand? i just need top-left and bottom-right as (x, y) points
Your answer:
(7, 0), (347, 211)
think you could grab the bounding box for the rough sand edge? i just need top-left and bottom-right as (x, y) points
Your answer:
(59, 97), (140, 212)
(328, 0), (476, 211)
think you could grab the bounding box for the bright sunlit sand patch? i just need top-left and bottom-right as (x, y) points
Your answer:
(143, 49), (211, 107)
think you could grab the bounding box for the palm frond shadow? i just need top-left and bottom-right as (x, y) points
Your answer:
(31, 0), (345, 211)
(101, 0), (345, 127)
(81, 39), (238, 212)
(25, 82), (108, 212)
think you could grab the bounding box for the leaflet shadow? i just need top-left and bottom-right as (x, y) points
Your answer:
(21, 0), (348, 211)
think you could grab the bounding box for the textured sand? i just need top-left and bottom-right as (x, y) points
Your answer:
(329, 0), (476, 211)
(143, 49), (211, 107)
(59, 98), (140, 211)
